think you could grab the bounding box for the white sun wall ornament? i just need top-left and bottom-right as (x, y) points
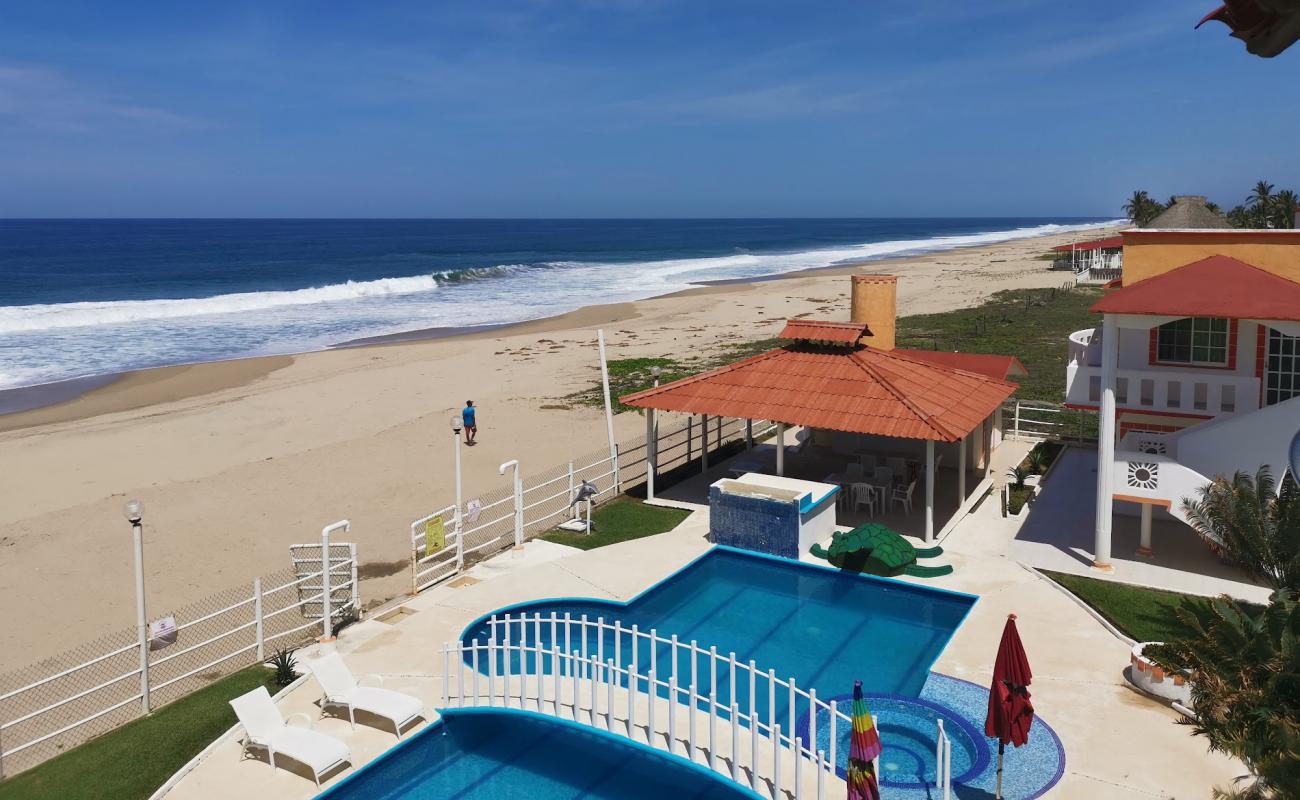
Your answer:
(1128, 461), (1160, 491)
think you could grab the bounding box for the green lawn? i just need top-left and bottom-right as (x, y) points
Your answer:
(1041, 570), (1205, 642)
(0, 667), (282, 800)
(541, 498), (691, 550)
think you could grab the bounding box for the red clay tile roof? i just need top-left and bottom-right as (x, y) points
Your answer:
(1091, 255), (1300, 322)
(896, 350), (1028, 381)
(777, 319), (869, 345)
(621, 344), (1017, 442)
(1051, 236), (1124, 252)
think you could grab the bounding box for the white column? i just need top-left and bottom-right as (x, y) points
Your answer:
(958, 435), (967, 504)
(701, 414), (709, 473)
(645, 408), (656, 501)
(1138, 504), (1154, 557)
(776, 423), (786, 476)
(1094, 315), (1119, 572)
(925, 439), (935, 543)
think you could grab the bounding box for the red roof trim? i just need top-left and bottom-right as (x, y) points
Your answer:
(777, 319), (869, 345)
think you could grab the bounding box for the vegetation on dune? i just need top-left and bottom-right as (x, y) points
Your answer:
(568, 340), (781, 413)
(1123, 180), (1298, 228)
(541, 497), (691, 550)
(0, 667), (282, 800)
(895, 286), (1103, 403)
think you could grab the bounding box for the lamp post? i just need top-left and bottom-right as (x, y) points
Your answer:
(450, 415), (465, 572)
(123, 499), (150, 713)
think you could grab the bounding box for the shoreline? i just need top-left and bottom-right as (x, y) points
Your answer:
(0, 222), (1121, 669)
(0, 223), (1111, 429)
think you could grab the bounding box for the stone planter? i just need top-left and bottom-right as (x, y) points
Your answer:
(1129, 642), (1192, 705)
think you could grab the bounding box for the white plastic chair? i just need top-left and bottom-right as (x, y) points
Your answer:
(229, 686), (350, 788)
(892, 479), (917, 514)
(851, 482), (877, 517)
(306, 651), (427, 738)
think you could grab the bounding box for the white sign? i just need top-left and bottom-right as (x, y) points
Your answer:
(467, 499), (483, 524)
(148, 615), (177, 651)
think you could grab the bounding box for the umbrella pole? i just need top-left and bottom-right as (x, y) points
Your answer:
(996, 741), (1004, 799)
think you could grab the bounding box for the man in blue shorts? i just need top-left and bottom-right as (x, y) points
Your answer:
(462, 400), (477, 444)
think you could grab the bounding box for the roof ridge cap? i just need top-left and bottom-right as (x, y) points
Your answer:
(852, 350), (960, 441)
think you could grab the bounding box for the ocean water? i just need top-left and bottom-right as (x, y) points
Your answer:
(0, 218), (1115, 391)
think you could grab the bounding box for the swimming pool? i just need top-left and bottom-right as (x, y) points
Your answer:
(318, 708), (762, 799)
(461, 547), (975, 708)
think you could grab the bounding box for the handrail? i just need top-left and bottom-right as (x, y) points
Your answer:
(444, 611), (873, 800)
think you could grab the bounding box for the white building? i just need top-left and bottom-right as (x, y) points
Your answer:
(1066, 229), (1300, 570)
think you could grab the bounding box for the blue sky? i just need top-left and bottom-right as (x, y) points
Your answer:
(1, 1), (1296, 218)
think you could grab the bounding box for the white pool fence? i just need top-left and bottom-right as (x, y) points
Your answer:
(444, 612), (954, 800)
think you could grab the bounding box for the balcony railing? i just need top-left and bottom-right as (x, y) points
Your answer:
(1066, 361), (1260, 417)
(1068, 327), (1101, 367)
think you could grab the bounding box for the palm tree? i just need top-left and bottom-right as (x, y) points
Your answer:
(1122, 190), (1158, 225)
(1206, 200), (1222, 214)
(1248, 180), (1275, 209)
(1180, 467), (1300, 591)
(1162, 591), (1300, 799)
(1227, 205), (1254, 228)
(1271, 189), (1299, 229)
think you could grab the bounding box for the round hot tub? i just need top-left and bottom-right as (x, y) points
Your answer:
(800, 693), (989, 788)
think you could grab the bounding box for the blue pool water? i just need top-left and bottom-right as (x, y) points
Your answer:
(461, 548), (975, 716)
(318, 708), (760, 799)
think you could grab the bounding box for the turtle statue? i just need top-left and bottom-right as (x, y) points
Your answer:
(809, 523), (953, 578)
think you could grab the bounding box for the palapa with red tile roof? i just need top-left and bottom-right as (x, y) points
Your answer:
(777, 319), (869, 345)
(621, 333), (1018, 442)
(1091, 255), (1300, 322)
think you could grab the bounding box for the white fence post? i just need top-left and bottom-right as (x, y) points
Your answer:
(1013, 399), (1021, 440)
(254, 578), (264, 663)
(319, 520), (349, 641)
(500, 460), (524, 551)
(687, 416), (694, 463)
(350, 544), (360, 616)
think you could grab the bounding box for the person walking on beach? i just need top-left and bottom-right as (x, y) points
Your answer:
(462, 400), (477, 445)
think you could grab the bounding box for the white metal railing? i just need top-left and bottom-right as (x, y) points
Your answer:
(443, 611), (872, 800)
(1004, 399), (1095, 443)
(409, 417), (776, 594)
(0, 545), (359, 776)
(935, 718), (953, 800)
(1066, 363), (1260, 416)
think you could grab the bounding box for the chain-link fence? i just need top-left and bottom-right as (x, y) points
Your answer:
(409, 415), (777, 593)
(0, 544), (358, 777)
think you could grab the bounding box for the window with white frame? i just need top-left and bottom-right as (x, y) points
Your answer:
(1155, 317), (1230, 366)
(1266, 328), (1300, 406)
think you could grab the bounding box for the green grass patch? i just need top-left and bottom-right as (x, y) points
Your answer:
(896, 286), (1103, 403)
(1041, 570), (1207, 642)
(541, 498), (691, 550)
(0, 666), (282, 800)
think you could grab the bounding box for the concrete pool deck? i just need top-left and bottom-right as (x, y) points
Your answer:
(158, 502), (1242, 799)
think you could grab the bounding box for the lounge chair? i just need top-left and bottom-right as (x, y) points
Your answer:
(229, 686), (349, 788)
(306, 651), (426, 738)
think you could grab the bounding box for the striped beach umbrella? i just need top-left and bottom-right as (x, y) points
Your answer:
(847, 680), (882, 800)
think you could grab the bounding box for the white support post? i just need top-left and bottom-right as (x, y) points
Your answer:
(776, 422), (786, 476)
(131, 517), (150, 714)
(613, 443), (622, 496)
(701, 414), (709, 473)
(319, 520), (349, 642)
(925, 440), (936, 544)
(646, 408), (657, 501)
(1094, 315), (1119, 571)
(1138, 503), (1154, 557)
(1013, 399), (1021, 440)
(687, 416), (694, 463)
(773, 723), (782, 797)
(254, 578), (264, 663)
(731, 703), (741, 781)
(958, 434), (967, 504)
(828, 700), (837, 777)
(500, 460), (524, 551)
(597, 329), (618, 475)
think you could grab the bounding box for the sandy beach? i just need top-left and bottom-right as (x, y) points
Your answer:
(0, 226), (1117, 672)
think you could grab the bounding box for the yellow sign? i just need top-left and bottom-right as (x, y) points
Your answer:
(424, 517), (446, 555)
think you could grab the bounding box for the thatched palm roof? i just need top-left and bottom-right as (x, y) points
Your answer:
(1145, 195), (1232, 229)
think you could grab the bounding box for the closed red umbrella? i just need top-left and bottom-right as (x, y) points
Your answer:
(985, 613), (1034, 799)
